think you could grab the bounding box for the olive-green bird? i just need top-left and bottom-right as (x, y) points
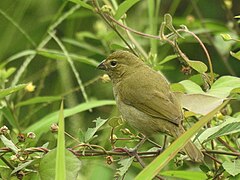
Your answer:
(97, 50), (204, 162)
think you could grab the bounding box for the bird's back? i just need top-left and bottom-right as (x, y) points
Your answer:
(115, 63), (183, 129)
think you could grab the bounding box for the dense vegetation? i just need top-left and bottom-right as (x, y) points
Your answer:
(0, 0), (240, 179)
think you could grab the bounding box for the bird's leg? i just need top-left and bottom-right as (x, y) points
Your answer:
(162, 135), (168, 150)
(146, 138), (162, 149)
(113, 136), (147, 158)
(132, 135), (147, 151)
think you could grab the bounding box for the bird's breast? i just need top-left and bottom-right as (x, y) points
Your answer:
(115, 94), (173, 136)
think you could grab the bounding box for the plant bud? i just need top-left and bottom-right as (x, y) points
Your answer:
(17, 134), (25, 142)
(27, 132), (36, 139)
(25, 82), (36, 92)
(100, 74), (111, 83)
(50, 123), (59, 133)
(106, 155), (114, 165)
(0, 125), (9, 135)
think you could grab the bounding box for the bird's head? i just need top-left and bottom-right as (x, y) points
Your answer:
(97, 50), (143, 82)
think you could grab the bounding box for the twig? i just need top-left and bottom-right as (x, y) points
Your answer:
(106, 14), (162, 40)
(217, 137), (238, 153)
(91, 0), (136, 55)
(68, 148), (161, 158)
(0, 155), (14, 170)
(204, 150), (240, 157)
(191, 0), (236, 76)
(203, 152), (222, 164)
(104, 12), (214, 84)
(177, 28), (214, 84)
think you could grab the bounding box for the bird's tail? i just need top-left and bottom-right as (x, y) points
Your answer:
(175, 126), (204, 162)
(184, 141), (204, 162)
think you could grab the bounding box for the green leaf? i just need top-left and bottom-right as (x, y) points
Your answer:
(158, 55), (178, 65)
(11, 160), (34, 175)
(16, 96), (62, 107)
(1, 107), (20, 129)
(55, 101), (66, 180)
(230, 51), (240, 61)
(187, 60), (208, 73)
(114, 0), (140, 20)
(69, 0), (93, 10)
(0, 167), (11, 180)
(220, 33), (233, 41)
(85, 117), (108, 142)
(110, 44), (128, 51)
(37, 49), (99, 67)
(207, 76), (240, 98)
(177, 93), (223, 115)
(0, 68), (16, 80)
(198, 116), (240, 143)
(222, 160), (240, 176)
(39, 149), (81, 180)
(108, 117), (123, 128)
(23, 100), (116, 137)
(62, 38), (105, 55)
(135, 99), (229, 180)
(115, 157), (134, 177)
(0, 9), (36, 47)
(0, 84), (27, 99)
(234, 15), (240, 19)
(0, 50), (36, 68)
(229, 174), (240, 180)
(160, 171), (207, 180)
(0, 135), (19, 154)
(179, 80), (205, 94)
(179, 76), (240, 99)
(176, 76), (240, 115)
(170, 83), (186, 93)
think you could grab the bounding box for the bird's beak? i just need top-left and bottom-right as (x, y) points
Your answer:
(97, 60), (106, 70)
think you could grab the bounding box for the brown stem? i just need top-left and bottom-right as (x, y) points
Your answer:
(106, 12), (214, 84)
(203, 152), (222, 164)
(91, 0), (136, 55)
(204, 149), (240, 157)
(0, 155), (14, 170)
(217, 137), (238, 153)
(177, 28), (214, 84)
(191, 0), (236, 76)
(110, 127), (116, 149)
(106, 14), (162, 40)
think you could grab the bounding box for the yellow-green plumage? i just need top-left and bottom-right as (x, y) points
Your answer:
(98, 50), (203, 162)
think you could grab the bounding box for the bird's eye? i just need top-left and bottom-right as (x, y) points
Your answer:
(110, 60), (117, 67)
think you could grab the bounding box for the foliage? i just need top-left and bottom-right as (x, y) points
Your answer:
(0, 0), (240, 179)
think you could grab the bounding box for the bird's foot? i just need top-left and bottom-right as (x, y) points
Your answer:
(112, 147), (137, 156)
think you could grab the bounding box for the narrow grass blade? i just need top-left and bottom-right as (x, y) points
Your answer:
(0, 9), (36, 47)
(135, 99), (230, 180)
(114, 0), (140, 20)
(0, 84), (27, 99)
(23, 100), (116, 136)
(55, 101), (66, 180)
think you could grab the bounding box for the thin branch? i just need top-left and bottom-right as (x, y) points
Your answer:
(0, 155), (14, 170)
(92, 0), (137, 55)
(217, 137), (239, 153)
(203, 152), (222, 164)
(204, 149), (240, 157)
(105, 12), (214, 84)
(177, 28), (214, 84)
(191, 0), (236, 76)
(106, 14), (162, 40)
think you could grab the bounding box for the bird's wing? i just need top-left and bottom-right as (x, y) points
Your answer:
(120, 72), (182, 126)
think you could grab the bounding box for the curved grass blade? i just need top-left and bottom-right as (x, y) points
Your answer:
(23, 100), (116, 136)
(55, 101), (66, 180)
(135, 99), (230, 180)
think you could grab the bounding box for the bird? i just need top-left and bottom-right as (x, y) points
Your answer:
(97, 50), (204, 162)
